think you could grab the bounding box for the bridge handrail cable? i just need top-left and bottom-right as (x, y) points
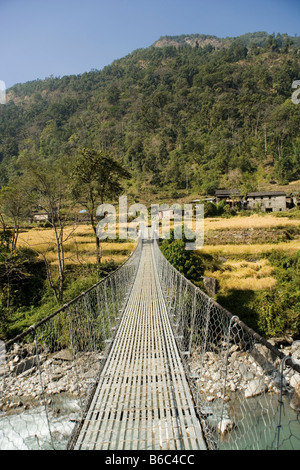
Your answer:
(3, 237), (142, 350)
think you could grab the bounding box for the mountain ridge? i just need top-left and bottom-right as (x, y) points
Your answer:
(1, 31), (300, 201)
(153, 31), (300, 49)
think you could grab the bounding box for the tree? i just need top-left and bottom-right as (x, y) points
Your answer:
(160, 229), (204, 283)
(71, 148), (131, 264)
(0, 247), (45, 324)
(21, 155), (76, 302)
(0, 183), (32, 251)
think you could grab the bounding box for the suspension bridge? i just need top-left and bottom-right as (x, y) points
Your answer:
(0, 235), (299, 450)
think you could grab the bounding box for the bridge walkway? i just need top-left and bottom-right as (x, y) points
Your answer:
(73, 241), (207, 450)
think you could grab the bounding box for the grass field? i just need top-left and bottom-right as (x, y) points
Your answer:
(204, 258), (277, 291)
(201, 213), (300, 292)
(201, 239), (300, 256)
(17, 213), (300, 292)
(204, 213), (300, 231)
(17, 224), (136, 265)
(9, 212), (300, 338)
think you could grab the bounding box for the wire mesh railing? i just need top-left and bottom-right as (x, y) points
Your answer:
(1, 234), (299, 450)
(152, 238), (300, 450)
(0, 239), (141, 450)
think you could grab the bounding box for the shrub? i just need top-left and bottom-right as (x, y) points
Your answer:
(160, 230), (204, 282)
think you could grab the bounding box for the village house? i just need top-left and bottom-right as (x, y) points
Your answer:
(158, 207), (184, 220)
(215, 189), (243, 207)
(159, 208), (175, 219)
(32, 213), (49, 222)
(213, 189), (299, 212)
(30, 211), (58, 223)
(292, 194), (300, 209)
(246, 191), (286, 212)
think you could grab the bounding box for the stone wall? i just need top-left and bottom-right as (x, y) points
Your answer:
(247, 195), (286, 212)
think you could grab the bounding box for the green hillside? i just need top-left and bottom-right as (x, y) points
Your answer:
(1, 31), (300, 201)
(0, 32), (300, 340)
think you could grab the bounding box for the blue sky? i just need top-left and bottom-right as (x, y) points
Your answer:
(0, 0), (299, 88)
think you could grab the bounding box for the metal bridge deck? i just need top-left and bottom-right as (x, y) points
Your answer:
(74, 242), (206, 450)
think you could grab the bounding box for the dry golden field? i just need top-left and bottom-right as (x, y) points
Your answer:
(17, 224), (136, 266)
(204, 214), (300, 231)
(201, 213), (300, 292)
(204, 258), (277, 291)
(201, 239), (300, 256)
(17, 213), (300, 292)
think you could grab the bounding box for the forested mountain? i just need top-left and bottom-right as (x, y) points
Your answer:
(1, 31), (300, 201)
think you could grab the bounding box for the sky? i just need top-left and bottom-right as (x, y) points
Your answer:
(0, 0), (300, 89)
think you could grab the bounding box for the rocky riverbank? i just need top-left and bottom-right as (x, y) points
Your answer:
(1, 339), (299, 418)
(191, 340), (299, 399)
(0, 344), (103, 413)
(189, 339), (300, 436)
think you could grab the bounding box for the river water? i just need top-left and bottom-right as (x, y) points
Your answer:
(214, 394), (300, 450)
(0, 394), (80, 450)
(0, 393), (299, 450)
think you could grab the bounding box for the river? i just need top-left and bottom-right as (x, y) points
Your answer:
(0, 393), (298, 450)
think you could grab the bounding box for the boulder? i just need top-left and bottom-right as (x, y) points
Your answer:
(238, 363), (255, 381)
(12, 357), (38, 376)
(217, 418), (235, 435)
(0, 364), (8, 377)
(289, 373), (300, 389)
(203, 277), (219, 296)
(291, 340), (300, 353)
(250, 344), (278, 372)
(290, 382), (300, 412)
(245, 379), (267, 398)
(53, 349), (73, 361)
